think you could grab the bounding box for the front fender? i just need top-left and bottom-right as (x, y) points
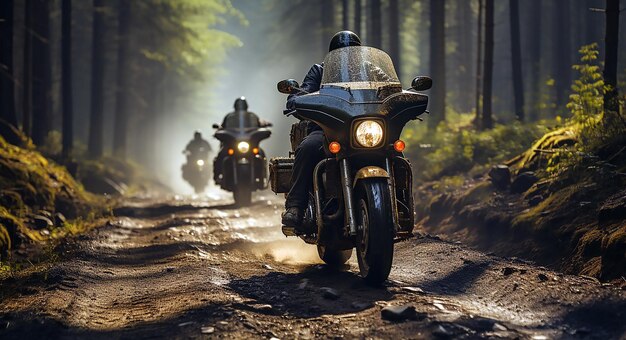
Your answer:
(352, 166), (389, 187)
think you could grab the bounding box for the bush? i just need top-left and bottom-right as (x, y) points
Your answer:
(403, 114), (548, 183)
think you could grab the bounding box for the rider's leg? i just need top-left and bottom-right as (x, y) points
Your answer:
(282, 130), (325, 225)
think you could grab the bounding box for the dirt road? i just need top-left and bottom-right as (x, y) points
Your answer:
(1, 190), (625, 339)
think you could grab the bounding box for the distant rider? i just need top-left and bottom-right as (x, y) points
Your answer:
(281, 31), (362, 229)
(214, 97), (266, 184)
(184, 131), (212, 162)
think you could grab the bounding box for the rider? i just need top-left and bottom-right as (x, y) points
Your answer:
(214, 97), (264, 183)
(184, 131), (212, 162)
(281, 31), (362, 228)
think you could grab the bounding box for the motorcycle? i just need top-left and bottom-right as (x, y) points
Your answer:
(271, 46), (431, 284)
(212, 123), (271, 206)
(182, 150), (210, 194)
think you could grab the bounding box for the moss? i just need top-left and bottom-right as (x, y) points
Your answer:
(0, 135), (104, 255)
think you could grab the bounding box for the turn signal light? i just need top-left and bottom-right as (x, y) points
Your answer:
(329, 141), (341, 154)
(227, 148), (234, 155)
(393, 140), (406, 152)
(252, 147), (259, 155)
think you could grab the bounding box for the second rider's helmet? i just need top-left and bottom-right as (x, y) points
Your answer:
(329, 31), (362, 52)
(234, 97), (248, 111)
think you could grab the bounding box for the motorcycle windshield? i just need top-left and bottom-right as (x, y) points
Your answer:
(321, 46), (400, 89)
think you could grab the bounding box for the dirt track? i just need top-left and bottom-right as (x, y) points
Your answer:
(1, 190), (625, 339)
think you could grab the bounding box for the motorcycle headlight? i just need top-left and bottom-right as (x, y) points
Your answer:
(237, 141), (250, 153)
(196, 159), (205, 166)
(354, 120), (384, 147)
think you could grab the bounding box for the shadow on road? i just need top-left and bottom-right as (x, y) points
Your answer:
(228, 264), (394, 318)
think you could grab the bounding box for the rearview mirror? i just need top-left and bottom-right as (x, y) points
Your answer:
(212, 123), (220, 129)
(411, 76), (432, 91)
(277, 79), (300, 94)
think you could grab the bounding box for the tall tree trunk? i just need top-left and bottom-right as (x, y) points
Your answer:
(603, 0), (620, 120)
(455, 0), (472, 112)
(474, 0), (483, 127)
(482, 0), (494, 130)
(31, 0), (52, 146)
(509, 0), (524, 121)
(388, 0), (400, 77)
(113, 0), (131, 158)
(342, 0), (349, 29)
(428, 0), (445, 129)
(553, 0), (571, 110)
(354, 0), (362, 35)
(0, 0), (18, 140)
(22, 0), (32, 136)
(369, 0), (382, 48)
(321, 0), (335, 53)
(61, 0), (73, 158)
(88, 0), (105, 158)
(525, 0), (541, 120)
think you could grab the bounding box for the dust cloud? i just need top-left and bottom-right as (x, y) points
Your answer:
(249, 240), (324, 265)
(150, 0), (321, 194)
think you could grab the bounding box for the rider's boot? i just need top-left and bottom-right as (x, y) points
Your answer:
(281, 207), (303, 236)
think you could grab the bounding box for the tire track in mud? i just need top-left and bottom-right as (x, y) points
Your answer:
(1, 191), (625, 339)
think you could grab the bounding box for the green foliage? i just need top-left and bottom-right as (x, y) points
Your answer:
(134, 0), (245, 82)
(566, 44), (605, 144)
(546, 44), (626, 174)
(403, 113), (548, 183)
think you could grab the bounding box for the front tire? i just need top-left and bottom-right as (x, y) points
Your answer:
(317, 245), (352, 267)
(234, 164), (252, 206)
(356, 179), (394, 285)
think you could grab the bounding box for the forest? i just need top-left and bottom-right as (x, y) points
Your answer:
(0, 0), (625, 338)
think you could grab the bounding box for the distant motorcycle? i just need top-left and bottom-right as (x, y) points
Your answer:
(182, 149), (210, 193)
(271, 46), (431, 284)
(212, 122), (271, 206)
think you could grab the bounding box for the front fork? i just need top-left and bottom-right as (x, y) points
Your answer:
(339, 158), (400, 237)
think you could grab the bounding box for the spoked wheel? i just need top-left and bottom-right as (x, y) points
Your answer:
(356, 178), (394, 285)
(317, 245), (352, 267)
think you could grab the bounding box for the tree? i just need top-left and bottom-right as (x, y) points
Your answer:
(22, 0), (32, 137)
(354, 0), (362, 35)
(481, 0), (494, 130)
(525, 0), (542, 120)
(88, 0), (105, 158)
(388, 0), (401, 77)
(321, 0), (335, 51)
(428, 0), (445, 129)
(602, 0), (620, 120)
(455, 0), (472, 112)
(62, 0), (73, 158)
(474, 0), (483, 127)
(368, 0), (382, 48)
(553, 0), (571, 109)
(509, 0), (524, 121)
(31, 0), (52, 146)
(342, 0), (349, 29)
(0, 0), (18, 142)
(113, 0), (131, 158)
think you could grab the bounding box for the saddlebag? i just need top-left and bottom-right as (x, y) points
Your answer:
(289, 121), (310, 153)
(269, 157), (294, 194)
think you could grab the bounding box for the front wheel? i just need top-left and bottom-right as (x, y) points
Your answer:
(317, 245), (352, 267)
(356, 179), (394, 285)
(233, 164), (252, 207)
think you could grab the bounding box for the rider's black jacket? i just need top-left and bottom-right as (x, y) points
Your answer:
(287, 63), (323, 134)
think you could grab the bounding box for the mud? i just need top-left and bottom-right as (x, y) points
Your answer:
(1, 190), (625, 339)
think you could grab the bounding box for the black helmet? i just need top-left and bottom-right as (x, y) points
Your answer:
(329, 31), (361, 52)
(234, 96), (248, 111)
(194, 131), (202, 139)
